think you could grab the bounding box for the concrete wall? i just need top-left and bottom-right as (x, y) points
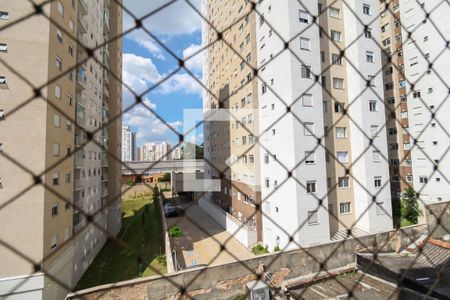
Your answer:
(68, 224), (426, 300)
(199, 198), (257, 248)
(425, 201), (450, 239)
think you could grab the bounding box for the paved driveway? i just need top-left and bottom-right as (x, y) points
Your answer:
(166, 204), (254, 269)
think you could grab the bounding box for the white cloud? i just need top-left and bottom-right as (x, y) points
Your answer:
(183, 43), (203, 74)
(159, 73), (203, 95)
(123, 53), (161, 95)
(126, 30), (166, 60)
(123, 0), (202, 36)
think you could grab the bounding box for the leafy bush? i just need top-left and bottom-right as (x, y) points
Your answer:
(251, 244), (269, 255)
(169, 225), (183, 237)
(155, 254), (167, 267)
(400, 188), (422, 225)
(127, 179), (135, 186)
(274, 245), (281, 252)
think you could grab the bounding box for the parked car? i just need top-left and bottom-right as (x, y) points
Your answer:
(164, 203), (183, 217)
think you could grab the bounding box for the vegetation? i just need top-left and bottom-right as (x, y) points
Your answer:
(160, 173), (171, 182)
(181, 142), (204, 159)
(127, 178), (135, 186)
(169, 224), (183, 237)
(75, 188), (166, 290)
(274, 245), (281, 252)
(400, 188), (422, 226)
(251, 244), (269, 256)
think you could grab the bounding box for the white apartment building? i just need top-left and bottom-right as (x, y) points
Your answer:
(203, 0), (393, 249)
(121, 125), (134, 161)
(400, 0), (450, 204)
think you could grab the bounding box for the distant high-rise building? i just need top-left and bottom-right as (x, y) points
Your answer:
(0, 0), (122, 298)
(172, 146), (182, 160)
(400, 0), (450, 204)
(156, 141), (171, 161)
(135, 146), (141, 161)
(121, 126), (135, 162)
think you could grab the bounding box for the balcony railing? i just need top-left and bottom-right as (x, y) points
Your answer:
(78, 0), (88, 15)
(77, 67), (87, 90)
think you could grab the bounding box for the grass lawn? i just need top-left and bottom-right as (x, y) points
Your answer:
(401, 218), (415, 227)
(75, 188), (166, 290)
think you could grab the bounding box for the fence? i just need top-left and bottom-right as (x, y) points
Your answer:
(0, 0), (450, 299)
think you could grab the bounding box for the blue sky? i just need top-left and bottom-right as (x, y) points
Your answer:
(121, 0), (204, 147)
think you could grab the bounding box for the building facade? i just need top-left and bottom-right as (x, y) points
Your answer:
(202, 0), (263, 242)
(121, 125), (134, 162)
(378, 0), (413, 213)
(0, 0), (122, 299)
(400, 0), (450, 204)
(203, 0), (394, 250)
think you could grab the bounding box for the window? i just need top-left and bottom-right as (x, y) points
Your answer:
(299, 10), (310, 23)
(340, 202), (351, 214)
(300, 37), (311, 50)
(367, 75), (376, 87)
(366, 51), (374, 63)
(265, 178), (270, 188)
(385, 82), (394, 90)
(264, 153), (269, 164)
(338, 176), (349, 188)
(401, 111), (408, 119)
(0, 109), (4, 120)
(51, 204), (58, 217)
(333, 77), (344, 89)
(301, 65), (311, 78)
(363, 4), (371, 15)
(68, 44), (74, 56)
(336, 127), (346, 138)
(304, 122), (314, 135)
(331, 30), (341, 42)
(370, 125), (379, 137)
(57, 1), (64, 16)
(302, 94), (313, 106)
(261, 82), (267, 94)
(306, 181), (317, 194)
(329, 7), (340, 18)
(307, 210), (319, 225)
(335, 102), (345, 113)
(374, 176), (382, 188)
(0, 43), (7, 52)
(364, 27), (372, 38)
(69, 19), (74, 32)
(382, 38), (391, 46)
(331, 53), (342, 65)
(53, 143), (60, 156)
(55, 85), (61, 99)
(54, 114), (61, 128)
(56, 29), (63, 43)
(305, 151), (316, 165)
(50, 235), (58, 250)
(369, 100), (378, 112)
(0, 11), (9, 20)
(56, 56), (62, 71)
(381, 23), (390, 32)
(372, 150), (381, 162)
(419, 176), (428, 184)
(337, 151), (349, 163)
(52, 173), (60, 186)
(376, 202), (385, 215)
(413, 90), (421, 98)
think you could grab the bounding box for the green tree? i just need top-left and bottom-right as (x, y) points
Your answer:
(181, 142), (204, 159)
(400, 188), (422, 225)
(160, 173), (171, 182)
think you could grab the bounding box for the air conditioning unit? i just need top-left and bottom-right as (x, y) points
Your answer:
(246, 280), (269, 300)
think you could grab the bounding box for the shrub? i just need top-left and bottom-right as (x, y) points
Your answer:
(155, 254), (167, 267)
(169, 225), (183, 237)
(274, 245), (281, 252)
(251, 244), (269, 255)
(400, 188), (422, 225)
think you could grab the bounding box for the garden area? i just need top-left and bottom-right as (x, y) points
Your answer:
(75, 186), (166, 290)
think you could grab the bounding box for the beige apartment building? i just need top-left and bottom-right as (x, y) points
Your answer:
(0, 0), (122, 299)
(378, 0), (413, 203)
(203, 0), (262, 241)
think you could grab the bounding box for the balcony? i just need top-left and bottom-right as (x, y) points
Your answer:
(78, 0), (88, 15)
(77, 67), (87, 90)
(74, 178), (83, 190)
(101, 174), (109, 182)
(75, 152), (84, 168)
(78, 16), (88, 34)
(101, 154), (108, 167)
(101, 188), (108, 197)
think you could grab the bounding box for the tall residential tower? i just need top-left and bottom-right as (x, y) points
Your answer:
(0, 0), (122, 298)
